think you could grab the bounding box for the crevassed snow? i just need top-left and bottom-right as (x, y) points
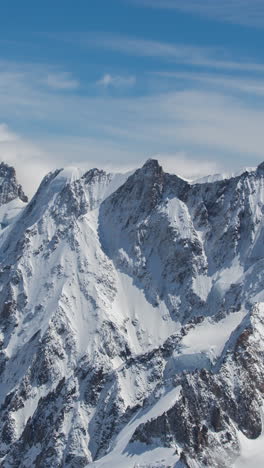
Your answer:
(90, 386), (182, 468)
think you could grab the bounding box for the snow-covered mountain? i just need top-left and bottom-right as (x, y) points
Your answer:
(0, 159), (264, 467)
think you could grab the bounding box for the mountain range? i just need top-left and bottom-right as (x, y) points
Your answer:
(0, 159), (264, 467)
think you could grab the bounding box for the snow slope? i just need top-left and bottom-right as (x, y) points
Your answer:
(90, 387), (182, 468)
(234, 409), (264, 468)
(0, 198), (26, 230)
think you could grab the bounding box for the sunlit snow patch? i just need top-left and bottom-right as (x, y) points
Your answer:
(90, 386), (182, 468)
(234, 408), (264, 468)
(0, 198), (26, 230)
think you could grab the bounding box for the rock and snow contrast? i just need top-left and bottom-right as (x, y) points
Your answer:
(0, 163), (28, 231)
(0, 159), (264, 467)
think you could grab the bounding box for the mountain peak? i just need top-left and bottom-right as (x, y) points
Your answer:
(256, 160), (264, 172)
(142, 158), (163, 173)
(0, 162), (28, 206)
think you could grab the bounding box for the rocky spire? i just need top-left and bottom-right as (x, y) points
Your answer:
(256, 160), (264, 173)
(0, 162), (28, 206)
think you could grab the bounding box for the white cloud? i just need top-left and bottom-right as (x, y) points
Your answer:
(128, 0), (264, 28)
(153, 152), (221, 180)
(96, 73), (136, 88)
(0, 123), (18, 143)
(0, 125), (53, 198)
(0, 124), (224, 199)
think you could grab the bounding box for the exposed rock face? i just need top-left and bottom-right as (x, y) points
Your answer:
(131, 305), (264, 467)
(0, 162), (28, 206)
(0, 160), (264, 467)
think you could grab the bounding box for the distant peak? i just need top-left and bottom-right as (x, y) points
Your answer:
(0, 161), (15, 176)
(82, 167), (107, 181)
(257, 161), (264, 172)
(0, 161), (28, 205)
(140, 159), (164, 178)
(142, 158), (162, 169)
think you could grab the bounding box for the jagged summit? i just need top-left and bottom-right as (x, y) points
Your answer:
(0, 162), (28, 206)
(0, 163), (28, 230)
(256, 160), (264, 173)
(141, 158), (163, 172)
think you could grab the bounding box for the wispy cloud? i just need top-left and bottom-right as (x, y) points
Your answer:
(96, 73), (136, 88)
(0, 61), (80, 93)
(45, 72), (79, 90)
(154, 71), (264, 96)
(0, 123), (223, 197)
(77, 33), (264, 73)
(0, 123), (18, 143)
(1, 59), (264, 197)
(0, 124), (54, 197)
(128, 0), (264, 28)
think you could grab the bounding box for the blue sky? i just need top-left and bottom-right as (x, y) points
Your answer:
(1, 0), (264, 194)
